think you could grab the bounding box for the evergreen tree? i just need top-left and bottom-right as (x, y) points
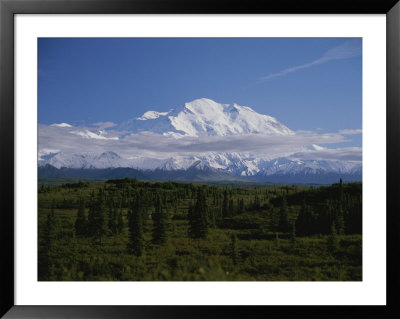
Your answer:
(214, 206), (223, 227)
(127, 202), (145, 256)
(39, 202), (57, 279)
(116, 207), (124, 234)
(91, 191), (108, 244)
(187, 204), (195, 233)
(238, 198), (245, 215)
(208, 208), (216, 228)
(108, 206), (117, 235)
(152, 196), (168, 245)
(339, 178), (344, 203)
(229, 233), (239, 265)
(188, 188), (209, 239)
(335, 206), (345, 235)
(253, 194), (260, 210)
(318, 200), (335, 235)
(222, 190), (229, 218)
(74, 199), (87, 237)
(87, 192), (96, 236)
(44, 202), (57, 252)
(296, 201), (315, 236)
(327, 223), (340, 254)
(228, 199), (234, 217)
(278, 196), (290, 233)
(290, 221), (296, 248)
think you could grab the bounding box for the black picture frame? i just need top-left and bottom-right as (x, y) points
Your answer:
(1, 0), (399, 318)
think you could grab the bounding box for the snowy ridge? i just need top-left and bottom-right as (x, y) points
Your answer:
(255, 157), (361, 176)
(40, 151), (130, 169)
(39, 151), (361, 178)
(117, 98), (293, 137)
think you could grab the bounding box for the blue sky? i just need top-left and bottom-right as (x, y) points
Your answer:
(38, 38), (362, 149)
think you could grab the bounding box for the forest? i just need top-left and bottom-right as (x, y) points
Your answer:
(38, 178), (362, 281)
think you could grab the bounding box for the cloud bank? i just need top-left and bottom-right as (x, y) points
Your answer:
(38, 123), (362, 162)
(290, 147), (362, 162)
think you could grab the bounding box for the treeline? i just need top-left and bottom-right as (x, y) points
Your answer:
(43, 179), (362, 244)
(292, 180), (362, 235)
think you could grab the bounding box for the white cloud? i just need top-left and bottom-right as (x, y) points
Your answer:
(70, 130), (119, 140)
(92, 121), (117, 129)
(290, 147), (362, 162)
(38, 123), (360, 162)
(338, 129), (362, 135)
(50, 122), (72, 128)
(261, 39), (361, 81)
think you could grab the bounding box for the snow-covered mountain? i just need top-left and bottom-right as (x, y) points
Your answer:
(38, 98), (362, 183)
(39, 151), (361, 182)
(116, 98), (293, 137)
(255, 157), (361, 176)
(41, 151), (131, 169)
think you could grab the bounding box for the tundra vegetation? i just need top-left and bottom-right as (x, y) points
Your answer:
(38, 178), (362, 281)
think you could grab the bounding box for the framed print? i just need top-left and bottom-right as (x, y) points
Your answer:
(1, 0), (399, 318)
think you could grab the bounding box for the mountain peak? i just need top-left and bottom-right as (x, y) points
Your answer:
(189, 97), (217, 104)
(117, 98), (293, 137)
(184, 98), (226, 114)
(99, 151), (121, 159)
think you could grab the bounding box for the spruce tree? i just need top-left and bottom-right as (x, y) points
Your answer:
(44, 203), (57, 252)
(87, 192), (96, 236)
(74, 199), (87, 237)
(188, 188), (208, 239)
(327, 223), (340, 254)
(228, 199), (234, 217)
(207, 208), (216, 228)
(108, 206), (117, 235)
(92, 191), (108, 244)
(339, 178), (344, 203)
(229, 233), (239, 265)
(222, 190), (229, 218)
(290, 221), (297, 248)
(40, 202), (57, 279)
(278, 196), (290, 233)
(320, 200), (335, 235)
(238, 198), (245, 215)
(296, 201), (314, 236)
(152, 196), (168, 245)
(187, 204), (195, 235)
(253, 194), (260, 210)
(335, 205), (345, 235)
(128, 203), (145, 256)
(116, 207), (124, 234)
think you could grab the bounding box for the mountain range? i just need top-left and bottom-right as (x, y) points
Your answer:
(39, 98), (362, 184)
